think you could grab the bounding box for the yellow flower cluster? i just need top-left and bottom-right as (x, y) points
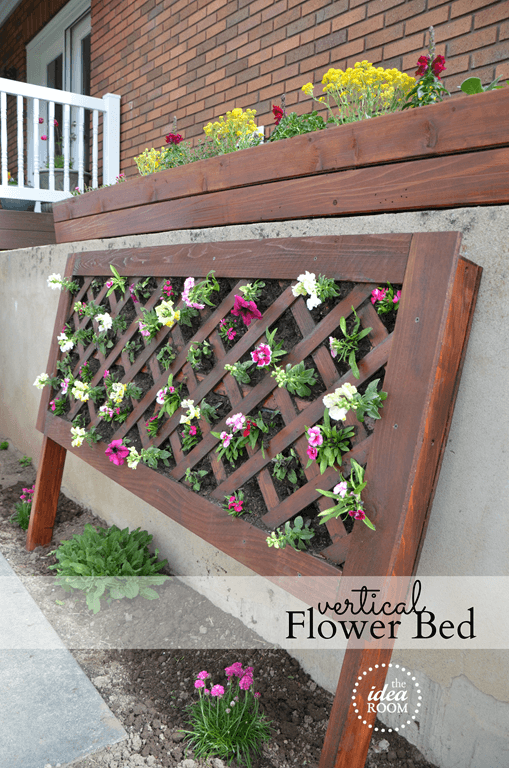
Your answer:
(155, 300), (180, 329)
(203, 108), (258, 141)
(134, 147), (164, 176)
(302, 61), (416, 123)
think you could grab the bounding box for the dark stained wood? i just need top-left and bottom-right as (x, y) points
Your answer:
(53, 88), (509, 228)
(54, 147), (509, 242)
(0, 210), (56, 249)
(26, 436), (66, 549)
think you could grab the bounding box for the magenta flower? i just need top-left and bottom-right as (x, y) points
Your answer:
(38, 117), (44, 124)
(333, 481), (348, 498)
(61, 377), (70, 394)
(307, 426), (323, 447)
(220, 431), (232, 447)
(228, 496), (243, 513)
(227, 328), (236, 340)
(197, 670), (210, 680)
(139, 322), (150, 338)
(251, 342), (272, 367)
(156, 387), (167, 405)
(307, 445), (318, 461)
(231, 295), (262, 327)
(371, 288), (387, 305)
(194, 679), (205, 688)
(105, 439), (130, 466)
(189, 425), (197, 436)
(105, 280), (113, 288)
(166, 132), (183, 144)
(349, 509), (366, 520)
(50, 399), (58, 411)
(182, 276), (204, 309)
(41, 134), (48, 140)
(225, 662), (244, 678)
(254, 691), (261, 698)
(103, 370), (110, 380)
(226, 413), (245, 432)
(239, 674), (253, 691)
(129, 283), (140, 303)
(393, 290), (401, 304)
(211, 684), (225, 697)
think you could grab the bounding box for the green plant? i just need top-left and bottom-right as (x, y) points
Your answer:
(105, 265), (127, 297)
(317, 458), (375, 530)
(48, 524), (170, 613)
(10, 485), (35, 531)
(269, 110), (326, 141)
(328, 307), (372, 379)
(183, 663), (272, 767)
(224, 360), (255, 384)
(266, 516), (315, 551)
(238, 280), (266, 301)
(223, 490), (246, 516)
(0, 441), (8, 450)
(19, 455), (32, 467)
(402, 27), (449, 109)
(460, 75), (507, 94)
(305, 411), (355, 474)
(184, 467), (209, 491)
(322, 380), (387, 423)
(271, 449), (300, 484)
(124, 339), (142, 363)
(203, 107), (262, 153)
(271, 361), (317, 396)
(156, 343), (177, 370)
(187, 340), (212, 369)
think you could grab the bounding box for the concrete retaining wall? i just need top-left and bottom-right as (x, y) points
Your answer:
(1, 207), (508, 768)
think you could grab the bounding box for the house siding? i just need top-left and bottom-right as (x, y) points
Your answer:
(1, 0), (509, 176)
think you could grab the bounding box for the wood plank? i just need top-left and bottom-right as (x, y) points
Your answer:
(26, 436), (66, 549)
(0, 209), (56, 249)
(53, 88), (509, 226)
(54, 147), (509, 242)
(72, 236), (411, 282)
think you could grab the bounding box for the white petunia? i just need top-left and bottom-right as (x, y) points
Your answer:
(33, 372), (50, 389)
(127, 447), (141, 469)
(96, 313), (113, 333)
(47, 273), (62, 290)
(306, 292), (322, 310)
(57, 332), (74, 353)
(70, 426), (86, 448)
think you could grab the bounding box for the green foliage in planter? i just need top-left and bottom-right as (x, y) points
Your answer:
(460, 76), (507, 94)
(48, 524), (170, 614)
(269, 111), (326, 141)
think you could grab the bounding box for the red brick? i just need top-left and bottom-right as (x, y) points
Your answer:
(405, 7), (450, 35)
(330, 37), (366, 64)
(366, 22), (404, 48)
(262, 0), (288, 22)
(386, 0), (426, 25)
(248, 47), (274, 66)
(286, 14), (318, 39)
(450, 0), (496, 18)
(471, 41), (509, 67)
(495, 60), (509, 78)
(249, 19), (275, 42)
(272, 36), (301, 57)
(447, 26), (497, 55)
(273, 6), (301, 30)
(206, 45), (226, 63)
(501, 20), (509, 40)
(384, 31), (425, 59)
(225, 31), (249, 52)
(474, 0), (509, 28)
(238, 12), (262, 34)
(345, 12), (383, 40)
(435, 16), (472, 41)
(249, 0), (275, 14)
(260, 53), (286, 74)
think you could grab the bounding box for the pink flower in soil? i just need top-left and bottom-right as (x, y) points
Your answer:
(307, 426), (323, 447)
(189, 425), (197, 436)
(333, 481), (348, 498)
(156, 387), (167, 405)
(204, 689), (210, 695)
(393, 290), (401, 304)
(41, 134), (48, 140)
(182, 276), (204, 309)
(139, 322), (150, 337)
(50, 399), (58, 411)
(307, 445), (318, 461)
(225, 662), (244, 678)
(329, 337), (337, 358)
(228, 497), (243, 513)
(220, 431), (232, 447)
(105, 280), (113, 288)
(231, 295), (262, 327)
(239, 674), (253, 691)
(251, 343), (272, 367)
(254, 691), (261, 698)
(226, 413), (245, 432)
(103, 370), (110, 379)
(371, 288), (387, 305)
(197, 670), (210, 680)
(38, 117), (44, 124)
(349, 509), (366, 520)
(129, 283), (139, 303)
(227, 328), (236, 340)
(194, 679), (205, 688)
(211, 684), (225, 698)
(61, 377), (70, 394)
(105, 439), (129, 466)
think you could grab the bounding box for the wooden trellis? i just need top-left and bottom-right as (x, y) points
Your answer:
(27, 233), (481, 768)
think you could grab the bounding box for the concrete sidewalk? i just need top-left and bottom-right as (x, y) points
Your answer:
(0, 551), (126, 768)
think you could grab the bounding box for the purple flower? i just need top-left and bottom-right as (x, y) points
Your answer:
(231, 295), (262, 327)
(211, 684), (225, 698)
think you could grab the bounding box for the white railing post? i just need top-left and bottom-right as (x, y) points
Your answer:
(102, 93), (121, 184)
(1, 91), (7, 186)
(17, 95), (24, 187)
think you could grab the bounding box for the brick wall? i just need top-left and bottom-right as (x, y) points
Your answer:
(2, 0), (509, 180)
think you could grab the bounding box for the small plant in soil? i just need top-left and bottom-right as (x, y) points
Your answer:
(124, 338), (143, 363)
(184, 467), (209, 491)
(18, 455), (32, 467)
(317, 458), (376, 530)
(271, 449), (301, 484)
(213, 411), (276, 465)
(129, 277), (152, 303)
(105, 265), (127, 297)
(271, 360), (317, 396)
(328, 307), (372, 379)
(156, 342), (177, 370)
(305, 411), (355, 474)
(219, 317), (239, 343)
(224, 360), (254, 384)
(223, 490), (247, 516)
(9, 485), (34, 530)
(323, 380), (387, 423)
(48, 524), (170, 614)
(266, 516), (315, 551)
(182, 663), (271, 768)
(187, 339), (213, 369)
(371, 282), (401, 315)
(238, 280), (266, 301)
(0, 441), (8, 450)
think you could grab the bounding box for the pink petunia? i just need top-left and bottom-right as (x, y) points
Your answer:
(307, 426), (323, 447)
(105, 439), (130, 466)
(371, 288), (387, 305)
(307, 445), (318, 461)
(182, 276), (204, 310)
(393, 290), (401, 304)
(103, 370), (110, 379)
(211, 684), (225, 697)
(333, 481), (348, 498)
(139, 322), (150, 338)
(226, 413), (245, 432)
(220, 431), (232, 447)
(251, 343), (272, 367)
(231, 295), (262, 327)
(227, 328), (236, 340)
(38, 117), (44, 124)
(329, 337), (337, 358)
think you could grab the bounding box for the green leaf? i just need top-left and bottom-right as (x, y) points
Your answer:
(460, 77), (483, 94)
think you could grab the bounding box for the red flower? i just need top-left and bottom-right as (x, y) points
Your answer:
(415, 55), (429, 77)
(272, 105), (284, 125)
(231, 295), (262, 327)
(431, 55), (446, 78)
(166, 133), (183, 144)
(243, 420), (252, 437)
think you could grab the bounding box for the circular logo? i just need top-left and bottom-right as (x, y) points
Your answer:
(351, 663), (422, 732)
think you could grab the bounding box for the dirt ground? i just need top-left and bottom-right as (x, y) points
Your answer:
(0, 443), (437, 768)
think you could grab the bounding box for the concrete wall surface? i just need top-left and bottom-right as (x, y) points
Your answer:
(0, 207), (508, 768)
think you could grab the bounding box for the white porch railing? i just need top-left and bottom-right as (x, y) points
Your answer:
(0, 78), (120, 207)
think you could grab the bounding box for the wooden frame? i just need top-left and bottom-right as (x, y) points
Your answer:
(27, 233), (481, 767)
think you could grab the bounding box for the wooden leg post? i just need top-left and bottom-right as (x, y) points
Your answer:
(26, 436), (67, 550)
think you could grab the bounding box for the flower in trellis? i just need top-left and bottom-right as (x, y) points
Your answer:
(220, 431), (232, 447)
(226, 413), (246, 432)
(61, 377), (70, 394)
(57, 332), (74, 353)
(231, 295), (262, 327)
(322, 383), (357, 421)
(70, 426), (86, 448)
(155, 299), (180, 328)
(33, 373), (49, 389)
(127, 447), (141, 470)
(180, 399), (200, 424)
(333, 481), (348, 498)
(156, 387), (167, 405)
(105, 439), (130, 466)
(251, 342), (272, 367)
(182, 277), (205, 310)
(228, 495), (243, 513)
(139, 321), (150, 337)
(110, 382), (126, 405)
(96, 312), (113, 333)
(349, 509), (366, 520)
(371, 288), (387, 305)
(272, 105), (284, 125)
(47, 273), (62, 290)
(307, 426), (323, 447)
(71, 381), (90, 402)
(307, 445), (318, 461)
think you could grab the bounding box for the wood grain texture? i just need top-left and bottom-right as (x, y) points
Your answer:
(54, 147), (509, 242)
(26, 436), (66, 549)
(53, 88), (509, 227)
(0, 210), (56, 249)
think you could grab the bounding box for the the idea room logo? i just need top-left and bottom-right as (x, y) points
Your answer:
(352, 663), (422, 732)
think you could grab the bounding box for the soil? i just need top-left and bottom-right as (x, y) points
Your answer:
(0, 446), (438, 768)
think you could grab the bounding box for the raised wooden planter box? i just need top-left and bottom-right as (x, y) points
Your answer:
(0, 210), (56, 250)
(52, 88), (509, 243)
